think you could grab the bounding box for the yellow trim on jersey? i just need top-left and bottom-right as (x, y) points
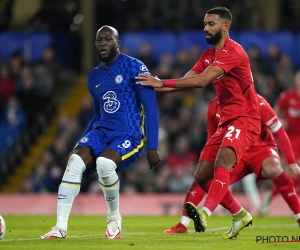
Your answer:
(121, 137), (146, 161)
(98, 180), (120, 189)
(140, 104), (145, 135)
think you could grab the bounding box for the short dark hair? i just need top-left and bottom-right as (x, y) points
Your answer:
(206, 7), (232, 22)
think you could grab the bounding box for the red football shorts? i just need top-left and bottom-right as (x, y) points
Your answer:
(230, 145), (280, 184)
(199, 117), (261, 163)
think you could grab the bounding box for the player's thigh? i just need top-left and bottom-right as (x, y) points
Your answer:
(75, 129), (107, 170)
(199, 128), (224, 163)
(108, 135), (146, 173)
(230, 159), (251, 185)
(220, 117), (260, 163)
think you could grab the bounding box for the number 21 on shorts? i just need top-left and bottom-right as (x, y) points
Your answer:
(225, 126), (241, 141)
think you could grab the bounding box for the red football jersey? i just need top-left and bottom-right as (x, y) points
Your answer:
(192, 38), (260, 126)
(277, 89), (300, 136)
(255, 95), (277, 148)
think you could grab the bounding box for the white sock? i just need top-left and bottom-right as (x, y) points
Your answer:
(232, 207), (243, 215)
(242, 173), (261, 211)
(203, 207), (212, 216)
(56, 154), (86, 231)
(99, 173), (120, 219)
(294, 213), (300, 220)
(180, 216), (190, 227)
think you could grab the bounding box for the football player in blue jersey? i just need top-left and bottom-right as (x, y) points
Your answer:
(41, 26), (161, 240)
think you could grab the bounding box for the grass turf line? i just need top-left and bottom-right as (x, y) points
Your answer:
(0, 215), (299, 250)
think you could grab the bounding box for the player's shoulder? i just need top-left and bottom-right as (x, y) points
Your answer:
(88, 64), (102, 75)
(225, 38), (246, 55)
(120, 53), (145, 65)
(279, 88), (295, 99)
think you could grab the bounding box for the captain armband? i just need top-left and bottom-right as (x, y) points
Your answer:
(269, 121), (282, 133)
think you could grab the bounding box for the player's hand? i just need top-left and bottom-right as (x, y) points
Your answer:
(146, 150), (161, 169)
(288, 163), (300, 175)
(136, 74), (164, 88)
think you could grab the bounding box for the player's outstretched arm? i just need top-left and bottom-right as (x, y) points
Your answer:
(136, 66), (224, 89)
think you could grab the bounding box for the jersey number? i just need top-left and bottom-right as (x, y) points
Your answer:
(225, 126), (241, 139)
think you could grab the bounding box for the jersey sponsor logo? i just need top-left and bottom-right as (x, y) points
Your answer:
(95, 83), (101, 88)
(289, 98), (296, 105)
(140, 65), (148, 71)
(288, 107), (300, 117)
(115, 75), (123, 84)
(80, 137), (89, 143)
(103, 91), (120, 113)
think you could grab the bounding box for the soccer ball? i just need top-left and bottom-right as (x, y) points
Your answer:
(0, 215), (6, 240)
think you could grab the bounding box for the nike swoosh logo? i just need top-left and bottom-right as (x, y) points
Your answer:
(106, 230), (114, 238)
(96, 84), (101, 88)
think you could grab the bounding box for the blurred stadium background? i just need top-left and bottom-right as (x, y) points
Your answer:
(0, 0), (300, 216)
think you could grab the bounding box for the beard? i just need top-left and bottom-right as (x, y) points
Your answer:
(205, 29), (222, 45)
(96, 47), (118, 63)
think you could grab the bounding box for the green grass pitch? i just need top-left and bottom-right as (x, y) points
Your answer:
(1, 215), (300, 249)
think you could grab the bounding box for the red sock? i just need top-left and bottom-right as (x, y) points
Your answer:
(273, 172), (300, 215)
(204, 179), (242, 214)
(271, 185), (279, 197)
(204, 167), (230, 213)
(291, 177), (300, 194)
(182, 180), (206, 216)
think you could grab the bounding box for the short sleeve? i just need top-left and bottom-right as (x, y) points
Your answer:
(211, 48), (241, 73)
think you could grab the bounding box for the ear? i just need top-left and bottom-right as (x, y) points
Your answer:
(117, 40), (121, 48)
(223, 22), (231, 32)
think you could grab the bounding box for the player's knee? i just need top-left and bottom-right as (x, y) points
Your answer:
(261, 157), (283, 179)
(66, 154), (86, 177)
(96, 157), (117, 178)
(194, 172), (208, 187)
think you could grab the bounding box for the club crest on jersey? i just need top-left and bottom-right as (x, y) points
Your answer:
(80, 137), (89, 143)
(115, 75), (123, 84)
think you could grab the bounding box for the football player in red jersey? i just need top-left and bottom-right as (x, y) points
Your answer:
(164, 95), (300, 236)
(137, 6), (261, 237)
(261, 70), (300, 212)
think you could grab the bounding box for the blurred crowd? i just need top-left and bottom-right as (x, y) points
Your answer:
(0, 0), (299, 197)
(0, 46), (61, 163)
(17, 40), (297, 195)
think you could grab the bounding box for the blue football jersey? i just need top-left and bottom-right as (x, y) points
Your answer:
(86, 53), (159, 149)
